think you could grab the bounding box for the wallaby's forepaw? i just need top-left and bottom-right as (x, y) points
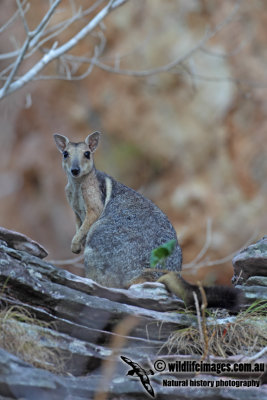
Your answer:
(71, 238), (82, 254)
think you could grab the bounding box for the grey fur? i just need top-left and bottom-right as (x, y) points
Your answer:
(84, 170), (182, 287)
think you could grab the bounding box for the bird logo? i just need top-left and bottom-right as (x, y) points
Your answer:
(120, 356), (155, 398)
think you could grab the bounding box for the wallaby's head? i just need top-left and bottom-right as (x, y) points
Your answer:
(53, 132), (100, 178)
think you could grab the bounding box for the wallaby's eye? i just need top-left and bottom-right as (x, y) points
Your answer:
(84, 151), (90, 159)
(63, 151), (69, 159)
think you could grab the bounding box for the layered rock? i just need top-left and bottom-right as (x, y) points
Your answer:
(0, 228), (266, 399)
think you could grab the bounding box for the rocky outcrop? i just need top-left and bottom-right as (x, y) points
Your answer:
(0, 227), (48, 258)
(233, 236), (267, 303)
(0, 228), (266, 399)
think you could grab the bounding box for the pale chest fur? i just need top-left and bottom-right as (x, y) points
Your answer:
(66, 183), (86, 221)
(65, 173), (104, 224)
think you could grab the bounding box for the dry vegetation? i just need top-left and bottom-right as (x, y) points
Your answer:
(162, 301), (267, 358)
(0, 305), (64, 373)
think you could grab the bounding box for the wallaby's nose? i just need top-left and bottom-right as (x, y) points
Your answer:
(71, 167), (80, 176)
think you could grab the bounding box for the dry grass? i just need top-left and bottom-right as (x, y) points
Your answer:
(162, 301), (267, 358)
(0, 305), (65, 373)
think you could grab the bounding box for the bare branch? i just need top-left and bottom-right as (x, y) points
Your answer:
(1, 34), (31, 97)
(68, 0), (78, 16)
(200, 40), (247, 59)
(243, 346), (267, 362)
(183, 231), (259, 272)
(0, 0), (62, 97)
(185, 219), (212, 268)
(48, 254), (84, 265)
(109, 0), (129, 10)
(29, 0), (62, 48)
(1, 0), (252, 101)
(0, 50), (23, 61)
(0, 0), (104, 61)
(16, 0), (30, 35)
(61, 31), (213, 78)
(29, 28), (106, 81)
(0, 0), (129, 99)
(0, 0), (28, 34)
(44, 0), (105, 38)
(193, 291), (203, 343)
(198, 284), (209, 361)
(48, 0), (240, 81)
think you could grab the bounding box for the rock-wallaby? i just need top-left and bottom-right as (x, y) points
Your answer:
(54, 132), (242, 310)
(54, 132), (182, 288)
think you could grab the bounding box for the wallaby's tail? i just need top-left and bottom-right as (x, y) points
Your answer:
(158, 272), (243, 312)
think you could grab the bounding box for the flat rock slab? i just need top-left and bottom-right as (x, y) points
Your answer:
(0, 227), (48, 259)
(232, 237), (267, 280)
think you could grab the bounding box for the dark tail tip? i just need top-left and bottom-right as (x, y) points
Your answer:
(205, 285), (243, 312)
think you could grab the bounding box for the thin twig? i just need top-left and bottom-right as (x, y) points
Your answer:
(60, 32), (213, 78)
(94, 315), (139, 400)
(1, 37), (31, 96)
(186, 218), (212, 268)
(183, 231), (259, 272)
(48, 254), (84, 265)
(193, 291), (203, 345)
(16, 0), (30, 35)
(1, 0), (62, 97)
(0, 0), (28, 34)
(29, 0), (62, 48)
(44, 0), (105, 37)
(0, 0), (241, 95)
(0, 0), (101, 61)
(244, 346), (267, 362)
(198, 283), (209, 361)
(200, 40), (247, 59)
(55, 29), (107, 80)
(58, 0), (241, 78)
(0, 0), (129, 99)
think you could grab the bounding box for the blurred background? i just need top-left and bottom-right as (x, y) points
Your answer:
(0, 0), (266, 284)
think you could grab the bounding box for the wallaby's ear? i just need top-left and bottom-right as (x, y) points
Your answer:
(85, 131), (100, 153)
(53, 133), (69, 153)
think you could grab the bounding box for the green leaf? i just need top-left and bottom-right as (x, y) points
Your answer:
(150, 239), (177, 268)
